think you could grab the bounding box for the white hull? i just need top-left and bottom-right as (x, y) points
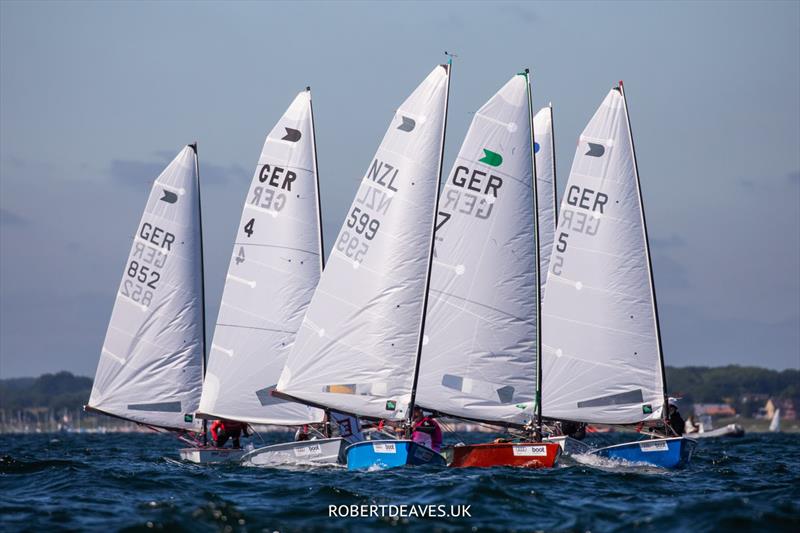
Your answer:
(687, 423), (744, 439)
(239, 437), (346, 466)
(545, 436), (593, 455)
(179, 447), (247, 464)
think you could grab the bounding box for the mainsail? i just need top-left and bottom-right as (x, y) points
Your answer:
(276, 64), (451, 421)
(415, 74), (539, 426)
(533, 106), (557, 291)
(88, 145), (204, 431)
(197, 90), (324, 425)
(541, 85), (666, 425)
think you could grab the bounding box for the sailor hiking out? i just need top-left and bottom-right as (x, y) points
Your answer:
(210, 419), (250, 449)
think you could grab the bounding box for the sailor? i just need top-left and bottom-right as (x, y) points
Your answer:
(294, 425), (311, 441)
(411, 407), (443, 453)
(684, 415), (700, 434)
(667, 401), (685, 436)
(210, 419), (250, 449)
(559, 420), (587, 440)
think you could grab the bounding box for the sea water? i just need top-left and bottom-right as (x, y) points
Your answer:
(1, 432), (798, 531)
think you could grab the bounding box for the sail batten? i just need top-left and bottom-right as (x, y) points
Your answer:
(415, 74), (540, 425)
(88, 146), (205, 431)
(276, 65), (451, 421)
(197, 91), (324, 425)
(541, 87), (665, 425)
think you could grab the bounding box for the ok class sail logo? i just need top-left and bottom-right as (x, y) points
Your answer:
(160, 190), (178, 204)
(585, 142), (605, 157)
(397, 116), (416, 132)
(281, 128), (302, 142)
(479, 149), (503, 167)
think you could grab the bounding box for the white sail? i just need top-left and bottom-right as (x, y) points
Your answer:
(88, 146), (204, 431)
(197, 90), (324, 425)
(769, 408), (781, 432)
(533, 106), (557, 292)
(541, 87), (666, 425)
(415, 75), (538, 426)
(276, 64), (450, 421)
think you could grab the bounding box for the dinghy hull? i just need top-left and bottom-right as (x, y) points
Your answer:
(179, 447), (246, 464)
(239, 437), (346, 466)
(345, 440), (445, 470)
(593, 436), (696, 468)
(545, 436), (594, 456)
(687, 424), (745, 439)
(448, 442), (561, 468)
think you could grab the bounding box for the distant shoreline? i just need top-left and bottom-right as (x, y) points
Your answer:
(1, 417), (797, 435)
(2, 367), (798, 435)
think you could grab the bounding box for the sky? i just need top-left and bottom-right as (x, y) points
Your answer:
(1, 0), (798, 378)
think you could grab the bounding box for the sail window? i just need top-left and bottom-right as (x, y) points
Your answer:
(127, 401), (182, 412)
(255, 385), (288, 406)
(576, 389), (644, 409)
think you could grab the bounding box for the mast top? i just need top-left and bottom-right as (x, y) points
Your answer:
(188, 142), (198, 153)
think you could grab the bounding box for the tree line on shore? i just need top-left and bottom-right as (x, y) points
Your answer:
(1, 366), (798, 415)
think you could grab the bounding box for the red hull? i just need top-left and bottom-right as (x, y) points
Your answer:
(449, 442), (561, 468)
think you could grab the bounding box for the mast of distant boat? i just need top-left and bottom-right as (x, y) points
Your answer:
(405, 53), (453, 437)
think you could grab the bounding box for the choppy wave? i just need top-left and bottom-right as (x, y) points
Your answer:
(0, 432), (798, 531)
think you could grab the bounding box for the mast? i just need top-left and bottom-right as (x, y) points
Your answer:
(618, 81), (670, 432)
(190, 142), (209, 445)
(307, 86), (326, 272)
(523, 69), (543, 440)
(307, 86), (330, 437)
(548, 102), (558, 227)
(406, 55), (452, 434)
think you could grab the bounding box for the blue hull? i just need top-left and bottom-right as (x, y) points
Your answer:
(346, 440), (446, 471)
(593, 437), (697, 468)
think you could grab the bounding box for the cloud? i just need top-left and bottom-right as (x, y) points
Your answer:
(109, 155), (248, 187)
(651, 234), (686, 249)
(736, 171), (800, 192)
(660, 303), (799, 370)
(653, 253), (691, 289)
(0, 208), (28, 227)
(499, 2), (538, 23)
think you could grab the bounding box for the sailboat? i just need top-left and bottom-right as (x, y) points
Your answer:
(414, 71), (561, 468)
(769, 408), (781, 432)
(274, 62), (452, 470)
(181, 89), (346, 465)
(86, 144), (207, 442)
(541, 82), (696, 468)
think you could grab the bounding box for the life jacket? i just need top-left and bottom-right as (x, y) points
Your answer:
(412, 416), (442, 452)
(210, 419), (246, 440)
